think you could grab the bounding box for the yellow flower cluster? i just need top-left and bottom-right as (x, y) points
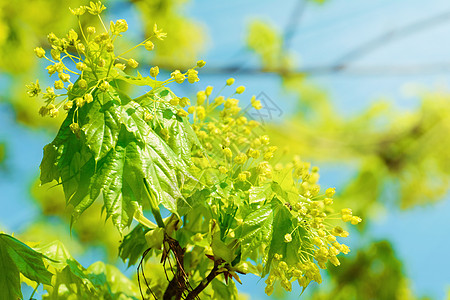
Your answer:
(259, 157), (363, 295)
(27, 1), (174, 130)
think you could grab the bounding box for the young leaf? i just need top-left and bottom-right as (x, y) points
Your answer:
(40, 84), (199, 232)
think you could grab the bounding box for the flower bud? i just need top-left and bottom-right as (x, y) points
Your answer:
(54, 80), (64, 90)
(47, 32), (58, 45)
(76, 62), (87, 71)
(128, 58), (139, 68)
(99, 81), (110, 92)
(144, 41), (154, 51)
(196, 60), (206, 68)
(51, 49), (60, 60)
(105, 43), (114, 52)
(114, 63), (126, 70)
(84, 93), (93, 103)
(59, 73), (70, 82)
(34, 47), (45, 58)
(114, 19), (128, 33)
(87, 26), (96, 35)
(78, 79), (87, 89)
(226, 78), (235, 86)
(63, 101), (73, 110)
(235, 86), (245, 94)
(150, 66), (159, 77)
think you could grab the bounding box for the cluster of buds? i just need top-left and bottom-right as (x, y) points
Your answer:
(260, 159), (362, 295)
(27, 1), (173, 133)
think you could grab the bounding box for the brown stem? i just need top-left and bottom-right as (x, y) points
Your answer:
(185, 262), (222, 300)
(162, 236), (187, 300)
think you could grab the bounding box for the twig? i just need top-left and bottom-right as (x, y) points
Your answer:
(185, 261), (222, 300)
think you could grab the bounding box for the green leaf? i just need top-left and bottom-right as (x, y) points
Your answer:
(210, 279), (238, 300)
(263, 200), (303, 276)
(34, 240), (73, 270)
(239, 204), (273, 262)
(141, 87), (203, 163)
(87, 261), (140, 299)
(81, 92), (124, 162)
(248, 183), (272, 204)
(115, 70), (160, 87)
(118, 224), (150, 267)
(40, 85), (198, 232)
(0, 234), (53, 299)
(0, 243), (21, 300)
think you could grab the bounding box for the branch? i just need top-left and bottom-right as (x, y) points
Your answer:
(334, 9), (450, 68)
(188, 62), (450, 77)
(185, 261), (222, 300)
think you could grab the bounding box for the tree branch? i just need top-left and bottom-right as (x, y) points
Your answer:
(185, 261), (222, 300)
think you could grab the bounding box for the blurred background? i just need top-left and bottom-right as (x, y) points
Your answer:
(0, 0), (449, 299)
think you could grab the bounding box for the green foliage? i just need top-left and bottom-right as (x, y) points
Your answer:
(0, 233), (53, 299)
(308, 241), (426, 300)
(0, 143), (4, 167)
(28, 2), (362, 299)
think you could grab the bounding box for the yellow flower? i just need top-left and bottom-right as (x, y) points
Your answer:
(170, 97), (180, 106)
(87, 26), (96, 35)
(179, 97), (190, 107)
(84, 94), (93, 103)
(187, 69), (199, 83)
(219, 166), (228, 174)
(26, 80), (41, 97)
(115, 63), (126, 70)
(214, 96), (224, 105)
(150, 66), (159, 77)
(128, 58), (139, 68)
(69, 123), (80, 134)
(226, 78), (235, 86)
(69, 6), (86, 16)
(33, 47), (45, 58)
(63, 101), (73, 110)
(75, 97), (85, 107)
(284, 233), (292, 243)
(235, 86), (245, 94)
(177, 109), (188, 117)
(197, 60), (206, 68)
(144, 41), (154, 51)
(43, 87), (56, 101)
(99, 81), (110, 92)
(252, 100), (262, 110)
(87, 1), (106, 15)
(78, 79), (87, 89)
(234, 153), (247, 164)
(250, 96), (262, 110)
(265, 285), (274, 296)
(205, 86), (213, 96)
(197, 91), (206, 105)
(49, 108), (59, 118)
(171, 70), (185, 84)
(341, 208), (352, 216)
(112, 19), (128, 33)
(196, 106), (206, 120)
(281, 279), (292, 292)
(54, 80), (64, 90)
(237, 172), (247, 181)
(222, 147), (232, 158)
(326, 187), (336, 197)
(350, 216), (362, 225)
(76, 62), (87, 71)
(153, 24), (167, 40)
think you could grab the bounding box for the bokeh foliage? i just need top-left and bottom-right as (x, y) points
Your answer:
(0, 0), (448, 299)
